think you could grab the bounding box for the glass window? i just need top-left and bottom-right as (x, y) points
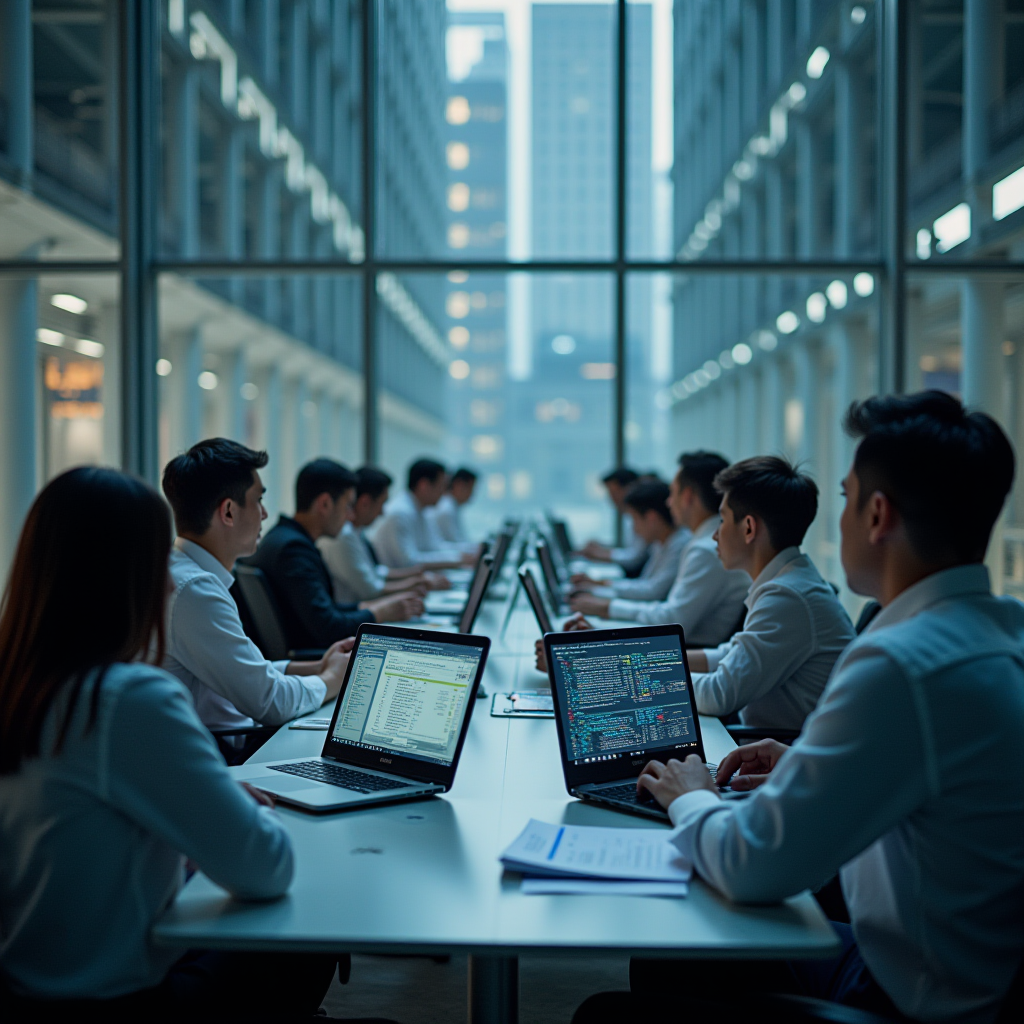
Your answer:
(157, 272), (363, 520)
(906, 0), (1024, 263)
(907, 273), (1024, 598)
(377, 0), (616, 260)
(158, 0), (363, 263)
(377, 270), (616, 541)
(634, 0), (881, 262)
(0, 0), (120, 261)
(628, 269), (881, 610)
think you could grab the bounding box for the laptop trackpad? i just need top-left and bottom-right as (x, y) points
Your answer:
(249, 775), (319, 794)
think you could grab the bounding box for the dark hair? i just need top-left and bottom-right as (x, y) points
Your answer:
(295, 458), (356, 511)
(601, 467), (639, 488)
(714, 456), (819, 551)
(356, 466), (393, 500)
(408, 458), (447, 491)
(623, 480), (673, 525)
(0, 468), (172, 774)
(451, 467), (478, 486)
(844, 391), (1015, 563)
(163, 438), (268, 535)
(677, 451), (731, 513)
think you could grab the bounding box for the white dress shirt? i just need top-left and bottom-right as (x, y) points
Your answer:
(163, 538), (326, 730)
(668, 565), (1024, 1024)
(602, 527), (690, 601)
(0, 663), (292, 999)
(693, 547), (855, 729)
(371, 490), (464, 568)
(433, 493), (465, 543)
(610, 521), (649, 575)
(318, 522), (389, 603)
(608, 517), (749, 647)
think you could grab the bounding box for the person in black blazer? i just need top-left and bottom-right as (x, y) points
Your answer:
(246, 460), (423, 649)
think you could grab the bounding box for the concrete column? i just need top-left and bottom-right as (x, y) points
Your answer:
(760, 355), (784, 456)
(96, 301), (121, 467)
(263, 365), (284, 519)
(295, 378), (314, 464)
(961, 280), (1006, 419)
(737, 366), (760, 460)
(226, 348), (247, 443)
(0, 276), (38, 577)
(796, 119), (818, 259)
(834, 53), (861, 258)
(720, 377), (739, 464)
(963, 0), (1002, 223)
(258, 164), (283, 322)
(1, 0), (33, 186)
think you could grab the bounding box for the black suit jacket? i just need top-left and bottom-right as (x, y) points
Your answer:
(246, 516), (375, 648)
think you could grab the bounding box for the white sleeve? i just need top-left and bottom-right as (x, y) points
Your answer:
(318, 533), (382, 602)
(668, 653), (929, 903)
(169, 575), (326, 725)
(610, 544), (722, 630)
(610, 547), (681, 601)
(691, 585), (814, 717)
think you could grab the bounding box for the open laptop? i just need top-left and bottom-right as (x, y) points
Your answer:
(536, 540), (569, 614)
(232, 624), (489, 811)
(518, 565), (554, 634)
(544, 511), (574, 560)
(422, 552), (493, 630)
(544, 624), (735, 822)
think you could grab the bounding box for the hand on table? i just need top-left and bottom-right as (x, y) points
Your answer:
(637, 755), (718, 809)
(580, 541), (612, 562)
(569, 573), (601, 589)
(319, 638), (355, 701)
(714, 738), (789, 792)
(423, 571), (451, 591)
(563, 612), (594, 631)
(569, 592), (611, 617)
(367, 591), (424, 623)
(242, 782), (276, 808)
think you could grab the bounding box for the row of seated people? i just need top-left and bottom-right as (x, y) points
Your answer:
(0, 391), (1021, 1023)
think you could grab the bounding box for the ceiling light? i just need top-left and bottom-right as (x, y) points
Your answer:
(776, 311), (800, 334)
(703, 360), (722, 380)
(198, 371), (219, 390)
(551, 334), (576, 355)
(449, 359), (470, 380)
(37, 328), (65, 347)
(806, 292), (828, 323)
(731, 343), (753, 365)
(853, 272), (875, 297)
(826, 280), (848, 309)
(993, 165), (1024, 221)
(933, 202), (971, 253)
(757, 330), (778, 351)
(51, 293), (88, 315)
(806, 46), (830, 79)
(156, 358), (173, 376)
(718, 349), (735, 370)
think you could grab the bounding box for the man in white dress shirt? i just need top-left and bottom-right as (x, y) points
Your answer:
(571, 480), (689, 602)
(578, 466), (649, 576)
(570, 452), (748, 647)
(161, 439), (351, 736)
(372, 458), (479, 569)
(684, 456), (855, 730)
(318, 466), (445, 602)
(433, 467), (477, 545)
(573, 392), (1024, 1024)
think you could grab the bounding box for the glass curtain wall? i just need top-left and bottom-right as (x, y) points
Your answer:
(1, 0), (1023, 601)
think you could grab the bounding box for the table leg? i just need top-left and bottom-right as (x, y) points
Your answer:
(468, 953), (518, 1024)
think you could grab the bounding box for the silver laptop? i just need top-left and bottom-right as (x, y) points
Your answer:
(232, 624), (490, 811)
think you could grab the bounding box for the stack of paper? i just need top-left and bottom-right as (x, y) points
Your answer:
(500, 818), (692, 898)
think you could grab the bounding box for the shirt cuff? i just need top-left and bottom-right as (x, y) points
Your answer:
(667, 788), (722, 827)
(306, 675), (328, 707)
(272, 659), (291, 673)
(608, 599), (640, 621)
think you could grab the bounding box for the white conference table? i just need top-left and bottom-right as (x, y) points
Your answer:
(154, 600), (840, 1023)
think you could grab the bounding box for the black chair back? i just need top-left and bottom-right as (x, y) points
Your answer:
(233, 564), (289, 661)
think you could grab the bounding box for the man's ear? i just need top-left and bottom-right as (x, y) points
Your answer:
(742, 514), (758, 546)
(866, 490), (898, 546)
(216, 496), (235, 528)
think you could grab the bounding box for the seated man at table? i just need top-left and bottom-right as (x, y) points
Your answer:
(577, 466), (649, 576)
(318, 465), (447, 603)
(247, 458), (423, 649)
(570, 452), (748, 647)
(684, 455), (855, 730)
(433, 466), (477, 545)
(574, 391), (1024, 1024)
(570, 480), (689, 603)
(372, 458), (478, 569)
(162, 439), (352, 735)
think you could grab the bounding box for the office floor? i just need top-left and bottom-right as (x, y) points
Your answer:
(323, 952), (630, 1023)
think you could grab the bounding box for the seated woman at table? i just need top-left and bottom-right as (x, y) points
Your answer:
(573, 392), (1024, 1024)
(0, 467), (365, 1022)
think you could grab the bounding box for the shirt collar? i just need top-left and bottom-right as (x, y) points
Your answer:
(693, 516), (718, 541)
(278, 514), (313, 542)
(174, 536), (235, 590)
(747, 546), (803, 601)
(866, 563), (992, 634)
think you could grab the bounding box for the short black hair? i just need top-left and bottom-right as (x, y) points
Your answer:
(623, 480), (673, 525)
(451, 467), (478, 486)
(714, 456), (818, 551)
(602, 467), (639, 488)
(295, 459), (357, 512)
(355, 466), (393, 501)
(677, 451), (730, 514)
(408, 458), (447, 490)
(162, 438), (268, 536)
(844, 391), (1015, 563)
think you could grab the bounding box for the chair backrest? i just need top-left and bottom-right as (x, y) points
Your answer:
(233, 565), (290, 661)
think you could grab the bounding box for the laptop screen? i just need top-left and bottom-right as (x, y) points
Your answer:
(548, 631), (701, 768)
(330, 632), (484, 766)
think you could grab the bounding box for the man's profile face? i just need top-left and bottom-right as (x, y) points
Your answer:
(713, 495), (743, 571)
(667, 475), (689, 527)
(451, 478), (475, 504)
(325, 487), (355, 538)
(604, 481), (626, 512)
(237, 472), (268, 555)
(353, 488), (388, 528)
(839, 467), (875, 597)
(417, 473), (447, 507)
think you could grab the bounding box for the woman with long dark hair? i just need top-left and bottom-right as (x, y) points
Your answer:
(0, 468), (344, 1021)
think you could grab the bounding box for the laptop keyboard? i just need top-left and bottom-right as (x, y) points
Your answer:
(269, 761), (412, 794)
(597, 764), (719, 805)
